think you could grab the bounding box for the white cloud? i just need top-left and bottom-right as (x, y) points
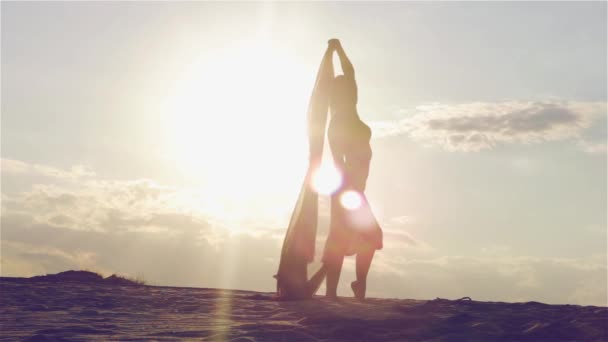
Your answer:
(375, 215), (435, 254)
(0, 159), (286, 289)
(2, 159), (285, 237)
(2, 180), (212, 236)
(481, 244), (512, 256)
(371, 101), (606, 152)
(387, 215), (415, 225)
(2, 159), (606, 305)
(577, 140), (607, 155)
(1, 241), (101, 277)
(366, 254), (607, 306)
(1, 158), (95, 179)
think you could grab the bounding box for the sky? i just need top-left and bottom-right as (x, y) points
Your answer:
(1, 2), (606, 305)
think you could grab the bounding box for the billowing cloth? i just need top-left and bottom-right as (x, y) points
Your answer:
(275, 48), (333, 299)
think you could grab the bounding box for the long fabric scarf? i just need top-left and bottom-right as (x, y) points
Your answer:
(275, 48), (333, 299)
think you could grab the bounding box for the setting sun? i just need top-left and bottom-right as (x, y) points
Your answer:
(162, 40), (314, 206)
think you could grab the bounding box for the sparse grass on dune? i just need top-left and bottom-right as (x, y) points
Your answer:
(28, 270), (147, 286)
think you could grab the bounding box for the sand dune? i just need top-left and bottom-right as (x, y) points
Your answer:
(1, 271), (606, 341)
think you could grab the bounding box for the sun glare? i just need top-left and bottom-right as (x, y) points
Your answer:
(312, 162), (342, 195)
(162, 40), (340, 224)
(340, 190), (362, 210)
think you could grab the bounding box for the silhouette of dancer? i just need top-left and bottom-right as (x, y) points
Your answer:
(275, 39), (381, 301)
(322, 39), (383, 300)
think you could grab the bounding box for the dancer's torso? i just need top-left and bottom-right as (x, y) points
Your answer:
(328, 110), (372, 192)
(328, 111), (371, 149)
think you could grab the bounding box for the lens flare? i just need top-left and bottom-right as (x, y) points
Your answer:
(312, 164), (342, 195)
(340, 190), (362, 210)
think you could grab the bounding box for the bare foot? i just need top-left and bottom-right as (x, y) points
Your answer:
(326, 294), (341, 302)
(325, 290), (340, 301)
(351, 281), (366, 301)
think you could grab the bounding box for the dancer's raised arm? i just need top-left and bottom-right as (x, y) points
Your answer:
(329, 39), (354, 80)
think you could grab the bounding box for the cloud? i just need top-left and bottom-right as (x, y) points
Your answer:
(1, 159), (285, 289)
(387, 215), (415, 225)
(0, 218), (280, 290)
(2, 158), (278, 238)
(480, 244), (513, 256)
(577, 140), (607, 155)
(2, 159), (606, 306)
(365, 254), (607, 306)
(371, 101), (606, 152)
(1, 158), (95, 179)
(1, 241), (101, 276)
(379, 216), (435, 254)
(2, 180), (213, 237)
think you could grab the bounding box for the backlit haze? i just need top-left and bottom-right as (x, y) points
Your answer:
(2, 2), (606, 305)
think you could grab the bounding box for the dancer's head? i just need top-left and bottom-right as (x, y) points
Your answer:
(330, 75), (357, 112)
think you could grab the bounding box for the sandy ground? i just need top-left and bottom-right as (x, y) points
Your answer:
(1, 276), (607, 341)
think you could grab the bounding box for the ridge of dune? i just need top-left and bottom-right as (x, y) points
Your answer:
(1, 272), (607, 341)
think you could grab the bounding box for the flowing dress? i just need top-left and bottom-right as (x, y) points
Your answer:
(323, 114), (383, 262)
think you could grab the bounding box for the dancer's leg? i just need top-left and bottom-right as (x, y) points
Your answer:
(356, 248), (374, 282)
(306, 264), (327, 297)
(352, 247), (375, 300)
(325, 255), (344, 299)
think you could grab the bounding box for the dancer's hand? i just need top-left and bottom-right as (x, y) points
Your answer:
(328, 38), (341, 51)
